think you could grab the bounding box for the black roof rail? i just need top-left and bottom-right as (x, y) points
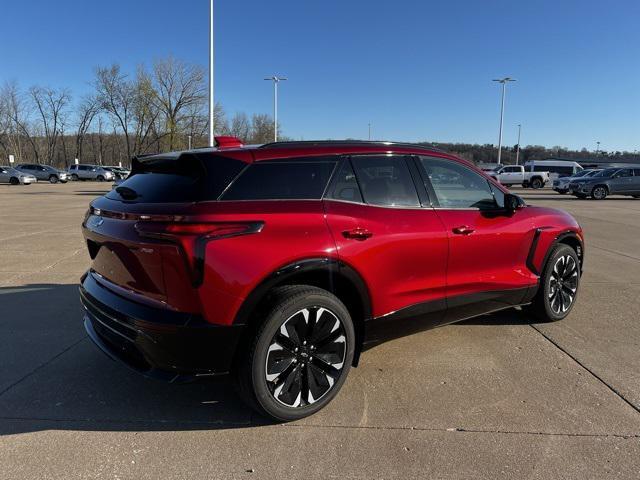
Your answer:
(258, 140), (446, 153)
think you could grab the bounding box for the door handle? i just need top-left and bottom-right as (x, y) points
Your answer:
(342, 228), (373, 240)
(452, 225), (475, 235)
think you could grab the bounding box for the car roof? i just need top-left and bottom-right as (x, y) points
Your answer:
(137, 140), (470, 167)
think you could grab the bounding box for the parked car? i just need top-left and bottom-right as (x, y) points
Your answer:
(553, 169), (602, 194)
(488, 164), (549, 188)
(68, 164), (114, 181)
(80, 139), (584, 421)
(0, 166), (37, 185)
(569, 167), (640, 199)
(523, 160), (583, 182)
(15, 163), (68, 183)
(103, 166), (130, 180)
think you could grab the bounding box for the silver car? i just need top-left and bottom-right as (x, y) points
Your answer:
(15, 163), (68, 183)
(0, 166), (37, 185)
(68, 164), (114, 181)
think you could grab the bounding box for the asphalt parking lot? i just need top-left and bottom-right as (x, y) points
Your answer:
(1, 182), (639, 479)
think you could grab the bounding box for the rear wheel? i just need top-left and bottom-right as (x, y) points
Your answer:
(592, 185), (608, 200)
(235, 285), (354, 421)
(9, 177), (19, 185)
(530, 177), (543, 189)
(527, 244), (580, 322)
(49, 175), (58, 184)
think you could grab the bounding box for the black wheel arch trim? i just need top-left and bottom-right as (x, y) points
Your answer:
(527, 229), (584, 276)
(233, 257), (371, 326)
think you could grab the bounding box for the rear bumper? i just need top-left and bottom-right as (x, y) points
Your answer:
(80, 271), (245, 382)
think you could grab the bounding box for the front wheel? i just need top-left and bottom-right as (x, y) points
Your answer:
(558, 191), (567, 195)
(9, 177), (19, 185)
(235, 285), (355, 421)
(49, 175), (58, 184)
(97, 175), (105, 182)
(592, 186), (608, 200)
(71, 174), (79, 181)
(526, 244), (580, 322)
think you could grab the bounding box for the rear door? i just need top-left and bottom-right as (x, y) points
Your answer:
(415, 156), (537, 319)
(323, 155), (448, 320)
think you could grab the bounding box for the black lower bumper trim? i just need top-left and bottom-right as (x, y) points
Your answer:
(81, 271), (245, 381)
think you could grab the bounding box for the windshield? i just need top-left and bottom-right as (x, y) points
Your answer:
(572, 170), (591, 178)
(2, 167), (20, 174)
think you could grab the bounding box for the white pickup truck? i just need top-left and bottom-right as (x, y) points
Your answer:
(488, 165), (550, 189)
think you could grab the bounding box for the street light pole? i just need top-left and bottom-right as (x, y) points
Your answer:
(368, 123), (371, 141)
(596, 141), (600, 156)
(492, 77), (516, 165)
(208, 0), (214, 146)
(264, 76), (287, 142)
(515, 124), (522, 165)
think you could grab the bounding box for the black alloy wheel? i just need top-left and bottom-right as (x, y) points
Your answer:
(49, 175), (58, 183)
(97, 175), (105, 182)
(527, 244), (580, 322)
(265, 306), (347, 408)
(235, 285), (354, 421)
(9, 177), (19, 185)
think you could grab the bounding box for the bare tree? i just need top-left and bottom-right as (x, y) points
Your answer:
(95, 64), (135, 160)
(229, 112), (251, 142)
(2, 81), (38, 163)
(152, 56), (206, 150)
(74, 94), (100, 163)
(29, 86), (71, 164)
(249, 114), (276, 144)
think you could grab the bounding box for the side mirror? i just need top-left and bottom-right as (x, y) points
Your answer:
(504, 193), (525, 213)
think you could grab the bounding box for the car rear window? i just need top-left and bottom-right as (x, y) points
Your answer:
(221, 160), (337, 200)
(106, 152), (246, 203)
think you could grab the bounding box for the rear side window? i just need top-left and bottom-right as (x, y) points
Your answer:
(222, 161), (336, 200)
(351, 156), (420, 207)
(327, 161), (363, 203)
(106, 153), (245, 203)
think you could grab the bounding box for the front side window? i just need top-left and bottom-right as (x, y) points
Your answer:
(350, 156), (420, 207)
(222, 160), (336, 200)
(419, 157), (497, 209)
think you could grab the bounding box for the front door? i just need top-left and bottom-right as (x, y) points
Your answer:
(414, 155), (538, 321)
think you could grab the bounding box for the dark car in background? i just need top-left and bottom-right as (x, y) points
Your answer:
(15, 163), (68, 183)
(553, 169), (602, 194)
(569, 167), (640, 199)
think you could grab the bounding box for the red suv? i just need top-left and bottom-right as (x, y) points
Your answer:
(80, 139), (584, 420)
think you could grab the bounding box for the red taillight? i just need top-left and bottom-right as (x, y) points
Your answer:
(135, 221), (263, 286)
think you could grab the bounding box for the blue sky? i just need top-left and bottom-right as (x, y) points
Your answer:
(2, 0), (639, 151)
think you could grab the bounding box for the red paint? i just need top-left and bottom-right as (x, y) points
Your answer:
(83, 143), (583, 329)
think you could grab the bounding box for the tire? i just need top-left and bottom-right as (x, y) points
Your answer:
(527, 244), (580, 322)
(9, 177), (19, 185)
(71, 174), (79, 181)
(235, 285), (355, 422)
(49, 175), (58, 184)
(558, 191), (567, 195)
(530, 177), (543, 189)
(573, 193), (587, 199)
(592, 185), (608, 200)
(97, 175), (105, 182)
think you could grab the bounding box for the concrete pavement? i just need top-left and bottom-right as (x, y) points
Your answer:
(1, 182), (639, 479)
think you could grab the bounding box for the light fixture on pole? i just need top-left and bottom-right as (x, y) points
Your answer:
(208, 0), (215, 147)
(492, 77), (516, 165)
(264, 76), (287, 142)
(515, 124), (522, 165)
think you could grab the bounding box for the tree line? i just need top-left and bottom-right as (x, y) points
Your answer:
(0, 56), (279, 168)
(1, 55), (637, 168)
